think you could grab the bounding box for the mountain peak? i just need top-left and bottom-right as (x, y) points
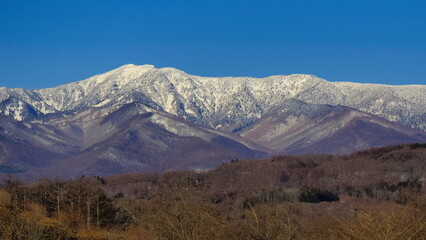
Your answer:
(0, 65), (425, 178)
(0, 65), (425, 132)
(118, 63), (155, 69)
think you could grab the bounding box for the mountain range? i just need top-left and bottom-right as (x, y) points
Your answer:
(0, 64), (425, 179)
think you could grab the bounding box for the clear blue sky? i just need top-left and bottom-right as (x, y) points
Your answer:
(1, 0), (425, 89)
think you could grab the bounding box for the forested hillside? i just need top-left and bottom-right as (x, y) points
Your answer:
(0, 143), (425, 239)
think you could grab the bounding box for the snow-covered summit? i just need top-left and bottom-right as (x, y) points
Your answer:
(0, 64), (425, 131)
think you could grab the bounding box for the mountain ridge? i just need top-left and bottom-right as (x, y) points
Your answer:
(0, 64), (425, 179)
(1, 64), (425, 131)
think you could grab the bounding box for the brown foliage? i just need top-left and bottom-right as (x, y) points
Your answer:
(334, 200), (426, 240)
(0, 143), (425, 239)
(236, 204), (300, 240)
(0, 207), (75, 240)
(143, 173), (224, 240)
(0, 189), (11, 207)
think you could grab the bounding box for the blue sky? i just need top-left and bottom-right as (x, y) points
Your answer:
(0, 0), (425, 89)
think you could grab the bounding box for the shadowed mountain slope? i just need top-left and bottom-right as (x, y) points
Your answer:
(0, 65), (424, 179)
(1, 103), (266, 180)
(241, 100), (426, 155)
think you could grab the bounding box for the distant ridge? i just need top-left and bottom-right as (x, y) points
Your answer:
(0, 64), (425, 130)
(0, 64), (424, 179)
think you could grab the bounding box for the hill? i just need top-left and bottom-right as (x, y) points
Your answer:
(1, 143), (425, 239)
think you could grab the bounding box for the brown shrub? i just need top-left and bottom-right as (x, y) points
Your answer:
(235, 204), (300, 240)
(334, 205), (426, 240)
(0, 189), (11, 207)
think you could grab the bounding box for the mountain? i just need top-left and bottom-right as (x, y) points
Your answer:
(0, 115), (71, 171)
(240, 99), (424, 155)
(0, 102), (266, 180)
(0, 64), (425, 179)
(1, 64), (425, 131)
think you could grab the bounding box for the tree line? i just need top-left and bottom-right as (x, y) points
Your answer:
(0, 170), (425, 240)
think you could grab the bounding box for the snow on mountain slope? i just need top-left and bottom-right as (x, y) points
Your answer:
(0, 64), (425, 132)
(0, 115), (75, 171)
(240, 100), (426, 154)
(0, 100), (267, 177)
(0, 64), (425, 178)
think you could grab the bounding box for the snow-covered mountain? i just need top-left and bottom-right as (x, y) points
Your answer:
(0, 64), (425, 131)
(0, 64), (425, 179)
(240, 99), (424, 155)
